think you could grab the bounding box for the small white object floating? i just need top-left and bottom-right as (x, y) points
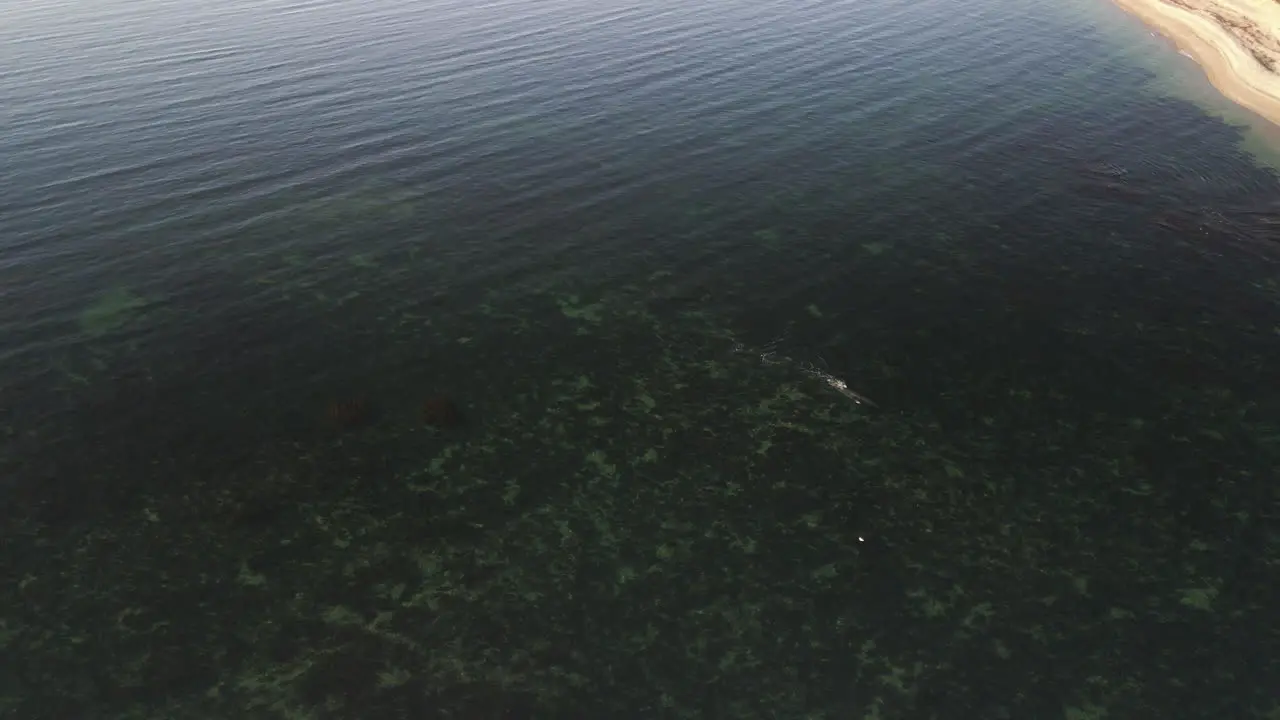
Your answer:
(736, 338), (877, 407)
(821, 374), (877, 407)
(797, 361), (877, 407)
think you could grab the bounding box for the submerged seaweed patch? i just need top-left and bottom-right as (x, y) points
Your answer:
(78, 286), (148, 337)
(3, 274), (1279, 719)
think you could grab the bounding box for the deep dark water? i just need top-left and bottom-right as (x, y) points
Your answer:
(3, 0), (1280, 717)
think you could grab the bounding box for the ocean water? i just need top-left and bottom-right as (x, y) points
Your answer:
(1, 0), (1278, 716)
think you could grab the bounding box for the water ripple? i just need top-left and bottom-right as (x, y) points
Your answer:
(1, 0), (1274, 365)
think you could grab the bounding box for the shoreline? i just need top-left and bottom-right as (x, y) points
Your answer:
(1110, 0), (1280, 126)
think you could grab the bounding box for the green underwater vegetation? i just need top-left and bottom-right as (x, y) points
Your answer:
(77, 286), (149, 338)
(3, 269), (1278, 719)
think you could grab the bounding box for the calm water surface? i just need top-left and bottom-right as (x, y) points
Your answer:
(2, 0), (1278, 717)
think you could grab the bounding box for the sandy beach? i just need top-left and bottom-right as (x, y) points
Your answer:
(1111, 0), (1280, 124)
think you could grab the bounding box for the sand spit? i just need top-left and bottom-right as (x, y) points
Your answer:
(1111, 0), (1280, 124)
